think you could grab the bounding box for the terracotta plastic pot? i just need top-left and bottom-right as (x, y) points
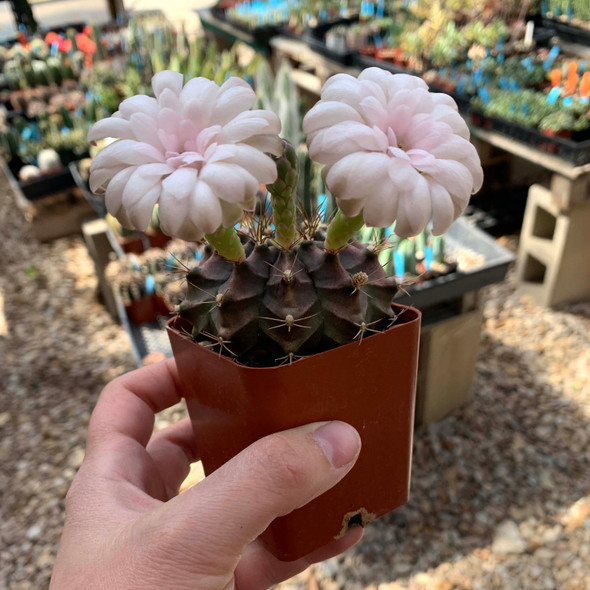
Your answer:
(167, 303), (421, 561)
(148, 230), (171, 249)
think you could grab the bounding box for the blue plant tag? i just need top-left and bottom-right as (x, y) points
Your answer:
(22, 127), (32, 141)
(543, 45), (560, 71)
(478, 87), (491, 104)
(547, 86), (561, 104)
(51, 41), (59, 57)
(145, 274), (155, 295)
(166, 254), (175, 271)
(394, 250), (405, 278)
(424, 246), (433, 271)
(195, 249), (203, 262)
(563, 96), (573, 107)
(318, 193), (328, 221)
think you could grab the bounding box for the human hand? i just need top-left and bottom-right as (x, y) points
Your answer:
(50, 359), (363, 590)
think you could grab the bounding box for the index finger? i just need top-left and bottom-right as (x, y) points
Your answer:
(86, 357), (184, 453)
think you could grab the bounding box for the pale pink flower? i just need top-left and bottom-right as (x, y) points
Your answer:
(303, 68), (483, 236)
(88, 71), (282, 241)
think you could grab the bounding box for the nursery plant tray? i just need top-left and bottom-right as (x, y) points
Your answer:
(18, 167), (76, 201)
(540, 17), (590, 45)
(471, 111), (590, 166)
(300, 34), (358, 66)
(207, 6), (282, 47)
(394, 217), (515, 310)
(114, 291), (172, 367)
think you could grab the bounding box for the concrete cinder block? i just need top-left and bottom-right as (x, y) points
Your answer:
(550, 174), (590, 210)
(82, 218), (118, 319)
(517, 183), (590, 307)
(415, 307), (484, 426)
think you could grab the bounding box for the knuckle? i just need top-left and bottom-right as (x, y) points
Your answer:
(251, 433), (313, 491)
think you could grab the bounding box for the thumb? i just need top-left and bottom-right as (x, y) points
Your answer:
(146, 421), (360, 573)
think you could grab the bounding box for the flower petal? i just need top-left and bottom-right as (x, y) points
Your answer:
(91, 139), (165, 172)
(200, 162), (258, 204)
(427, 180), (455, 235)
(391, 167), (431, 237)
(122, 164), (171, 230)
(128, 112), (164, 150)
(104, 166), (136, 223)
(325, 151), (390, 202)
(152, 70), (184, 99)
(88, 118), (136, 143)
(309, 122), (388, 165)
(159, 168), (199, 236)
(190, 180), (223, 233)
(213, 85), (256, 126)
(222, 110), (281, 142)
(219, 200), (245, 227)
(208, 143), (278, 184)
(118, 95), (159, 119)
(241, 134), (283, 156)
(303, 101), (364, 138)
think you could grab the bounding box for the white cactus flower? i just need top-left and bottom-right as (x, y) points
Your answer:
(303, 68), (483, 237)
(88, 71), (282, 241)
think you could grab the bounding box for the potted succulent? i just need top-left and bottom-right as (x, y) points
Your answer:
(88, 67), (482, 561)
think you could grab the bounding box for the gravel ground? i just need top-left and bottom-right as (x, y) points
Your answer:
(1, 174), (589, 589)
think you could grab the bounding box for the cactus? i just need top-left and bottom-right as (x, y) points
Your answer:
(177, 141), (398, 366)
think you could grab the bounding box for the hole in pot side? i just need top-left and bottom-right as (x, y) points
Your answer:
(334, 508), (377, 540)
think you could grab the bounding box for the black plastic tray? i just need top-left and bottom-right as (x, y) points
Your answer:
(210, 5), (282, 46)
(302, 34), (358, 66)
(541, 16), (590, 45)
(304, 15), (359, 41)
(394, 217), (514, 310)
(114, 290), (172, 367)
(471, 111), (590, 166)
(18, 167), (76, 201)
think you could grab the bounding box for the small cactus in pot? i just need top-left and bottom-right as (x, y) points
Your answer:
(88, 68), (483, 366)
(88, 67), (483, 560)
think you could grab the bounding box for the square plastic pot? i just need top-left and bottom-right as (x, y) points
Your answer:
(166, 303), (421, 561)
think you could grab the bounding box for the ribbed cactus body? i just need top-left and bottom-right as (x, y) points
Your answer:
(178, 239), (398, 366)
